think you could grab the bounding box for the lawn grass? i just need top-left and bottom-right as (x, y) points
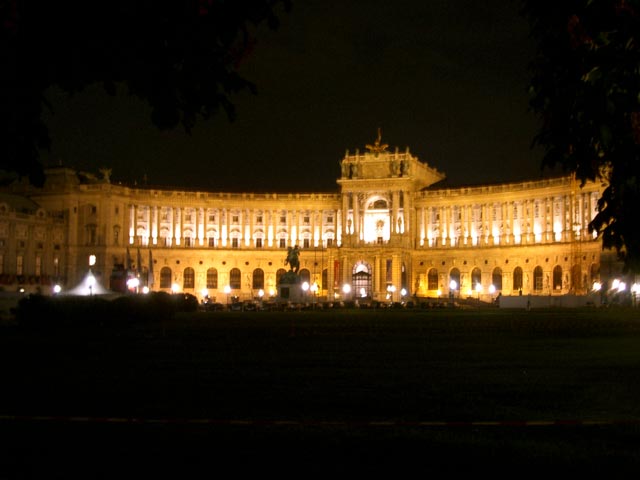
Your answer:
(1, 306), (640, 475)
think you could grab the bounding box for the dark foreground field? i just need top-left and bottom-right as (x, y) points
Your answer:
(2, 307), (640, 477)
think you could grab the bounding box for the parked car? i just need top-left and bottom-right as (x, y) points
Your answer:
(203, 302), (225, 311)
(243, 301), (257, 311)
(230, 302), (243, 311)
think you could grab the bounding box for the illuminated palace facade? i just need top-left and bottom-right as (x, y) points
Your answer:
(1, 138), (610, 303)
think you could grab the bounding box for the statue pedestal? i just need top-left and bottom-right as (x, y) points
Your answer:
(278, 271), (305, 303)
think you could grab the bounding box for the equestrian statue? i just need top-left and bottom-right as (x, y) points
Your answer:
(285, 245), (301, 274)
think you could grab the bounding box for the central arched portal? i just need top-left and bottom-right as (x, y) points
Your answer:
(352, 261), (372, 298)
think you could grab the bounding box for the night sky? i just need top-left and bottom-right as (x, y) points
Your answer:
(39, 0), (556, 193)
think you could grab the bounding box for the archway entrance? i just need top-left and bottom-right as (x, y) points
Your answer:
(352, 261), (372, 298)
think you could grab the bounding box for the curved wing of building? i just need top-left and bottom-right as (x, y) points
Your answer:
(0, 135), (619, 305)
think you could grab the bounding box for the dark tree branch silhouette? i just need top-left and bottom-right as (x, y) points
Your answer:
(522, 0), (640, 272)
(0, 0), (291, 186)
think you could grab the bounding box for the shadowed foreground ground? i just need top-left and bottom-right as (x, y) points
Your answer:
(1, 307), (640, 476)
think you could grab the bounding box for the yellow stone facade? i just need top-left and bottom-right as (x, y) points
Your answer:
(1, 139), (614, 303)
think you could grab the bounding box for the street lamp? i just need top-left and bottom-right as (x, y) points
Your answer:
(302, 281), (309, 305)
(258, 289), (264, 308)
(631, 283), (640, 307)
(127, 276), (140, 294)
(386, 284), (396, 303)
(475, 283), (482, 300)
(224, 285), (231, 305)
(449, 280), (457, 300)
(489, 284), (496, 302)
(342, 283), (351, 301)
(310, 282), (318, 308)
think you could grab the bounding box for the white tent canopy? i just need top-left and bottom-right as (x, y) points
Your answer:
(63, 269), (115, 296)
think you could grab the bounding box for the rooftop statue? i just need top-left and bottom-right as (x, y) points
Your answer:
(365, 127), (389, 154)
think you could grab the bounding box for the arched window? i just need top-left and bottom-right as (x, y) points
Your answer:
(471, 267), (482, 289)
(553, 265), (563, 291)
(229, 268), (241, 289)
(183, 267), (195, 289)
(533, 266), (544, 291)
(427, 268), (438, 290)
(252, 268), (264, 290)
(160, 267), (172, 289)
(449, 268), (460, 290)
(492, 267), (502, 291)
(276, 268), (287, 285)
(513, 267), (523, 291)
(206, 268), (218, 289)
(299, 268), (311, 285)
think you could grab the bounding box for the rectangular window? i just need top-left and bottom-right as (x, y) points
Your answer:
(280, 216), (286, 224)
(303, 238), (310, 248)
(279, 238), (286, 248)
(255, 238), (263, 248)
(232, 238), (239, 248)
(184, 237), (192, 247)
(304, 216), (310, 224)
(327, 216), (333, 223)
(232, 215), (239, 223)
(256, 215), (263, 224)
(208, 237), (216, 247)
(209, 214), (216, 222)
(327, 238), (333, 247)
(35, 255), (41, 276)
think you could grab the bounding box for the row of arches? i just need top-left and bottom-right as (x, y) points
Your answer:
(426, 264), (599, 293)
(159, 267), (329, 291)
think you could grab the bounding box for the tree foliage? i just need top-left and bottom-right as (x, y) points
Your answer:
(522, 0), (640, 273)
(0, 0), (291, 186)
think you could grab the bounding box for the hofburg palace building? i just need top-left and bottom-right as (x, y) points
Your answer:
(0, 134), (619, 305)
